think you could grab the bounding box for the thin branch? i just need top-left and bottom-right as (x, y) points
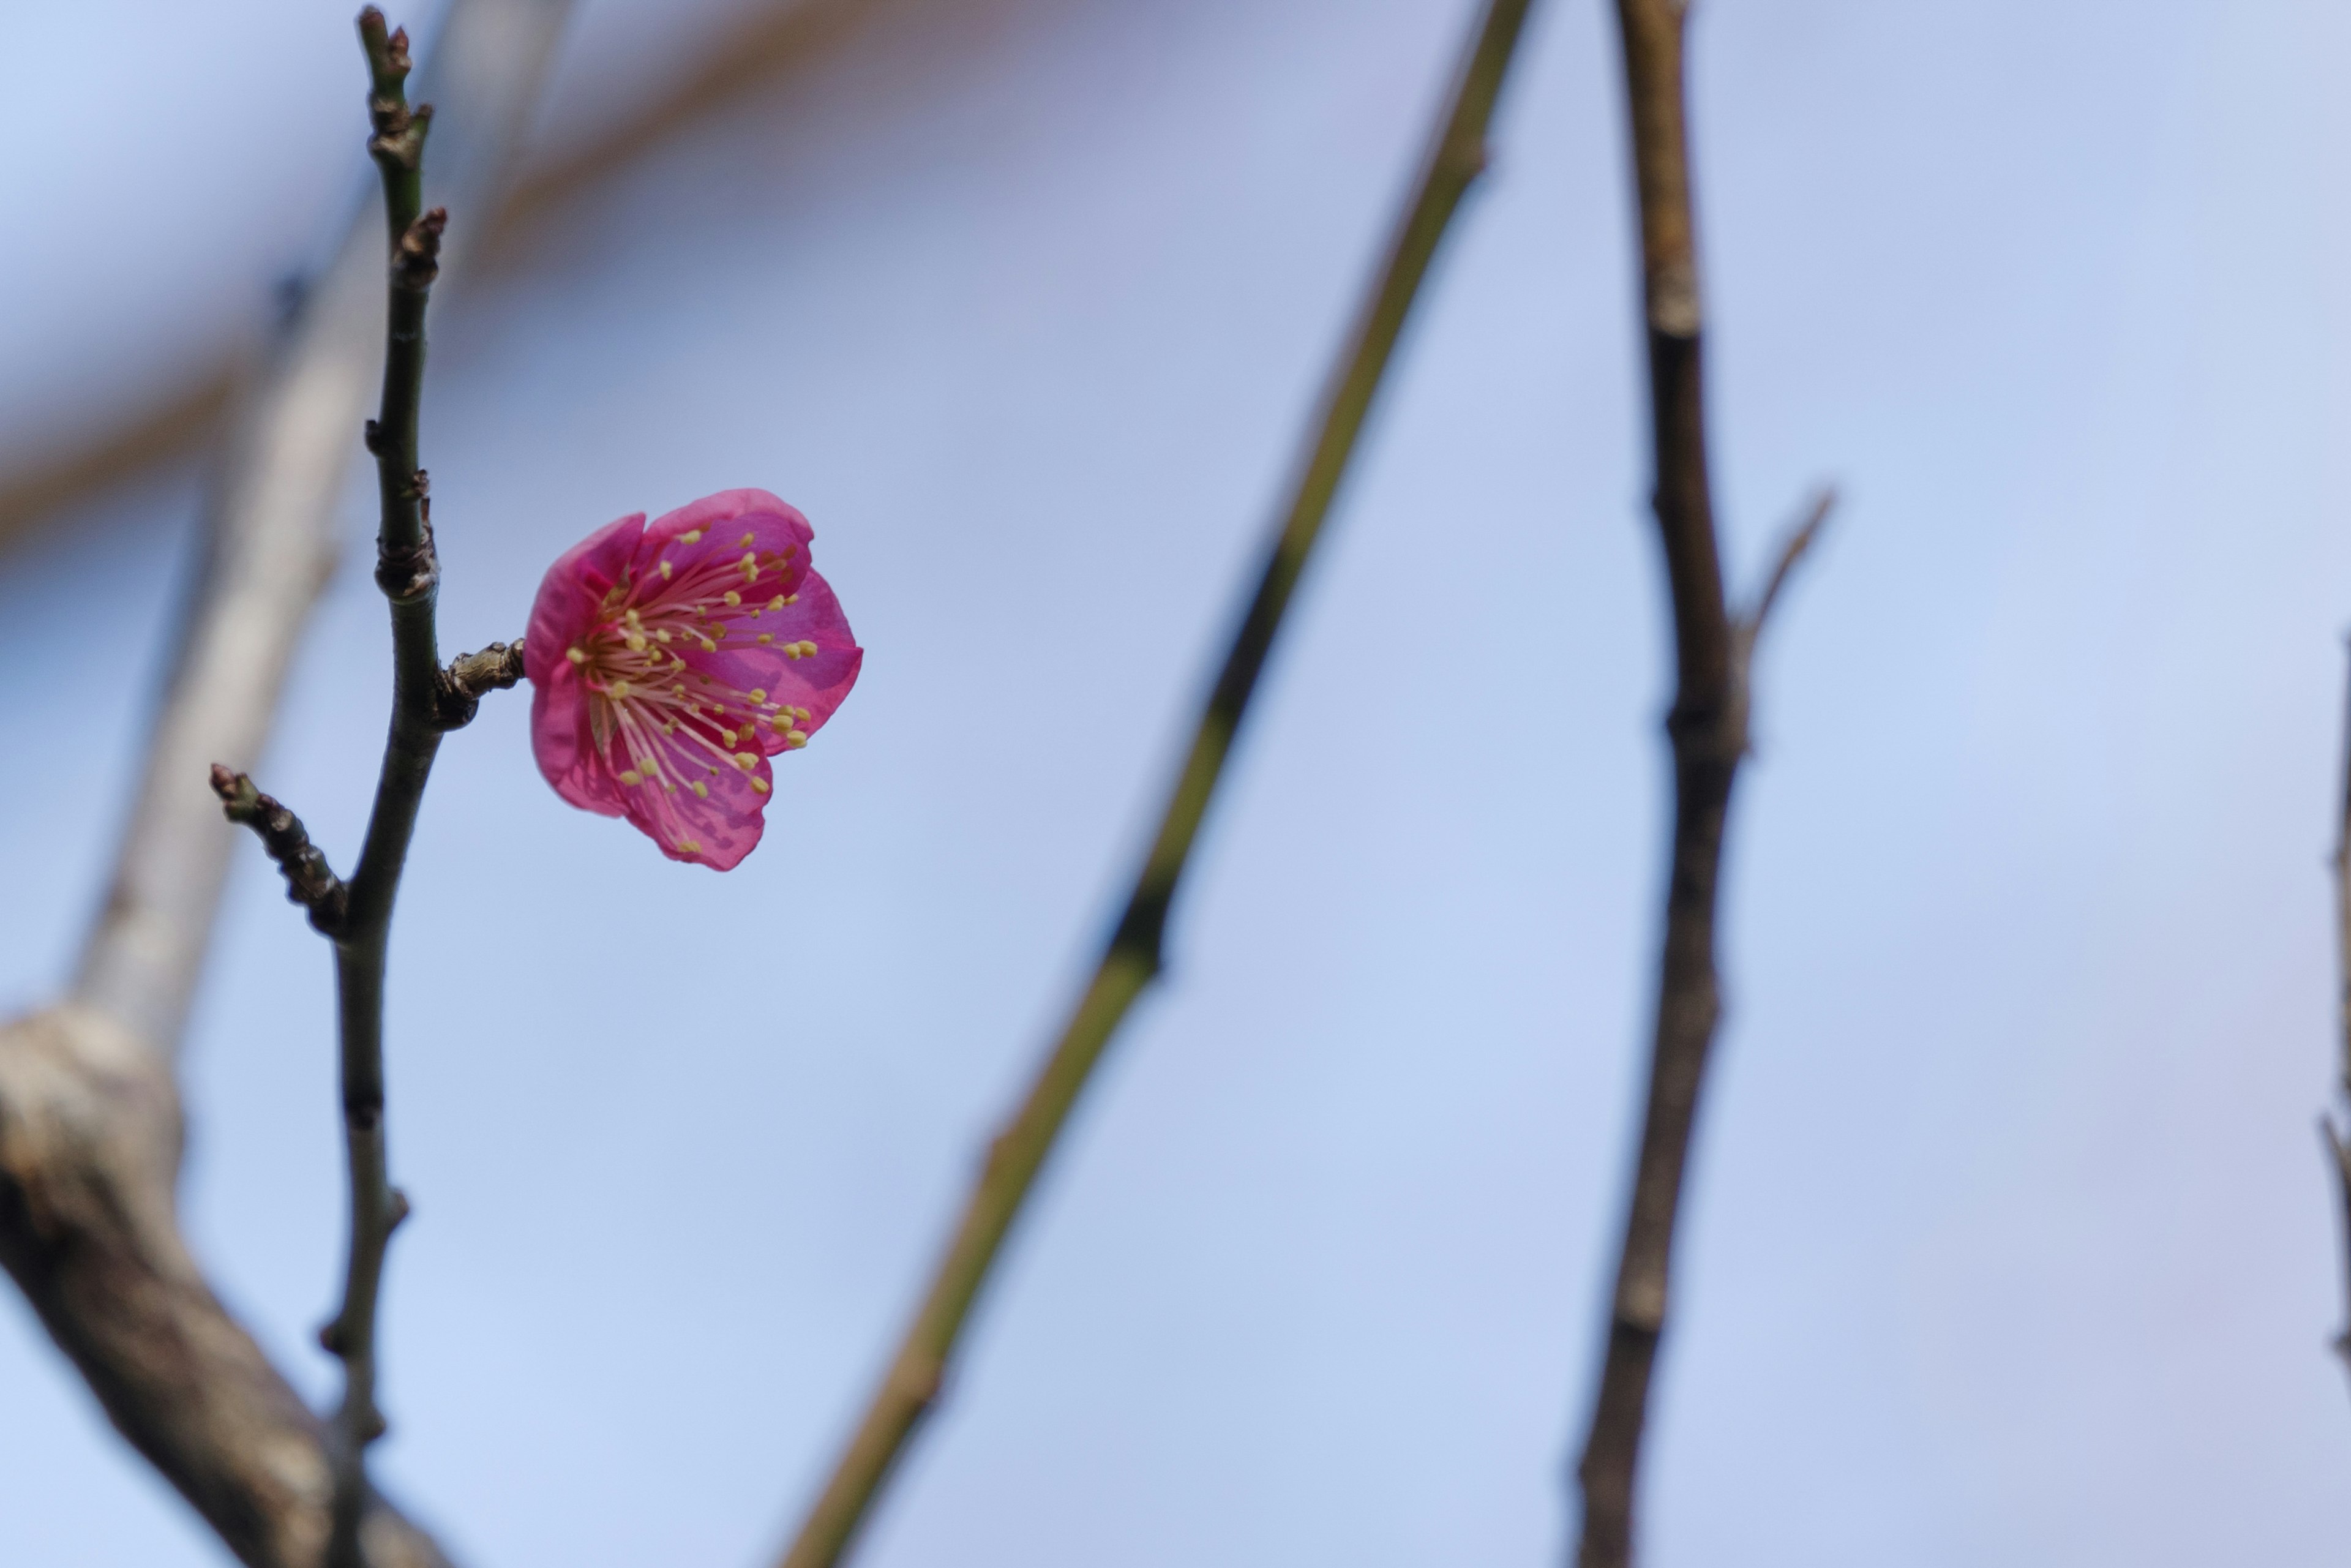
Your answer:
(1570, 4), (1827, 1566)
(0, 4), (567, 1562)
(211, 767), (349, 934)
(2323, 642), (2351, 1387)
(318, 13), (450, 1564)
(773, 3), (1540, 1563)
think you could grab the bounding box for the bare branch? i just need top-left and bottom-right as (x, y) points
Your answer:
(1571, 4), (1827, 1566)
(211, 766), (348, 934)
(773, 4), (1542, 1564)
(0, 1007), (453, 1568)
(0, 4), (570, 1562)
(320, 15), (461, 1561)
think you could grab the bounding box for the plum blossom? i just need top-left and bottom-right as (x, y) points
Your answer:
(523, 489), (861, 869)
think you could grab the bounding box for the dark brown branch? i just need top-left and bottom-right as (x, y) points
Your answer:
(2323, 643), (2351, 1387)
(0, 6), (569, 1564)
(211, 767), (349, 935)
(773, 3), (1540, 1564)
(318, 15), (453, 1566)
(1571, 4), (1828, 1566)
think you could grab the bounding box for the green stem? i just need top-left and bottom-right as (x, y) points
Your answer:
(774, 3), (1539, 1563)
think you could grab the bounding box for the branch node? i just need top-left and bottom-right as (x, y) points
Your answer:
(387, 1188), (412, 1232)
(391, 209), (446, 291)
(210, 766), (347, 935)
(373, 520), (439, 602)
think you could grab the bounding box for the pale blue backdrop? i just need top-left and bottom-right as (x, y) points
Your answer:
(1, 0), (2347, 1563)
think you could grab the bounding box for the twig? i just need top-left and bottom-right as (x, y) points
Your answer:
(2323, 643), (2351, 1387)
(1742, 488), (1835, 647)
(440, 637), (528, 726)
(773, 3), (1540, 1563)
(0, 3), (568, 1562)
(314, 14), (460, 1564)
(211, 767), (349, 934)
(1570, 4), (1829, 1565)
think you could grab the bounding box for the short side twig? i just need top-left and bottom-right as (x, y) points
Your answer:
(1570, 5), (1830, 1566)
(438, 637), (527, 727)
(1741, 489), (1835, 647)
(2322, 643), (2351, 1388)
(211, 767), (348, 934)
(772, 4), (1540, 1564)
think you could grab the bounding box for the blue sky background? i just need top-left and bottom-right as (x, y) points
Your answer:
(2, 0), (2348, 1563)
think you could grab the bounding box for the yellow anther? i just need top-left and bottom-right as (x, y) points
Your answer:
(757, 633), (774, 645)
(749, 777), (770, 794)
(681, 529), (703, 544)
(672, 684), (687, 699)
(656, 629), (672, 643)
(618, 770), (643, 786)
(608, 680), (631, 699)
(783, 543), (798, 558)
(747, 688), (767, 703)
(658, 559), (673, 579)
(784, 593), (799, 605)
(680, 839), (701, 855)
(735, 752), (758, 770)
(783, 730), (808, 749)
(799, 640), (820, 657)
(724, 590), (741, 607)
(698, 636), (716, 652)
(566, 646), (587, 665)
(721, 728), (738, 746)
(794, 705), (811, 721)
(692, 781), (708, 800)
(784, 643), (801, 660)
(739, 532), (756, 548)
(626, 634), (647, 652)
(768, 595), (786, 611)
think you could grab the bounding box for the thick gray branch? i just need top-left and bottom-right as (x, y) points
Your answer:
(0, 1007), (451, 1568)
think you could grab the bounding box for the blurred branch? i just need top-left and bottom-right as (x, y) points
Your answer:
(0, 0), (934, 550)
(1569, 4), (1830, 1565)
(0, 1), (570, 1562)
(2323, 643), (2351, 1390)
(772, 3), (1541, 1564)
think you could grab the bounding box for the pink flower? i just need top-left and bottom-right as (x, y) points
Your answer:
(523, 489), (862, 869)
